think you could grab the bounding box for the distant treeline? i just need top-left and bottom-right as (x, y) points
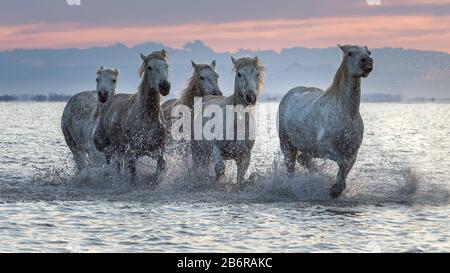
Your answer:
(361, 94), (402, 103)
(0, 93), (72, 102)
(0, 92), (448, 103)
(0, 95), (18, 102)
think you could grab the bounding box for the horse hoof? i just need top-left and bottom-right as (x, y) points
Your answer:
(215, 163), (225, 177)
(330, 184), (345, 199)
(234, 182), (247, 192)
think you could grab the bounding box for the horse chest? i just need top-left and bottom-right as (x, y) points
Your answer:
(126, 123), (165, 150)
(328, 117), (364, 158)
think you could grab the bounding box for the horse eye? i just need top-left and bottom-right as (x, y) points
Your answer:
(200, 76), (205, 81)
(148, 66), (152, 70)
(348, 52), (353, 57)
(112, 79), (116, 83)
(257, 73), (260, 78)
(238, 73), (242, 78)
(96, 78), (99, 82)
(368, 51), (371, 56)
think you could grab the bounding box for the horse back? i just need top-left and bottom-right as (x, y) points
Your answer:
(63, 91), (97, 123)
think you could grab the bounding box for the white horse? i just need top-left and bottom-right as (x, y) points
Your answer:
(61, 67), (119, 170)
(278, 45), (374, 198)
(94, 50), (170, 182)
(161, 60), (222, 127)
(192, 56), (264, 188)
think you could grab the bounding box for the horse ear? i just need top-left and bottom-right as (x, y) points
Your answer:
(191, 60), (198, 69)
(161, 49), (167, 58)
(97, 67), (104, 75)
(114, 67), (120, 76)
(140, 53), (147, 62)
(338, 44), (346, 52)
(231, 56), (237, 65)
(254, 56), (259, 62)
(211, 60), (216, 68)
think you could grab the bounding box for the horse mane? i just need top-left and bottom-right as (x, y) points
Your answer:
(178, 64), (215, 106)
(232, 57), (265, 91)
(138, 50), (168, 92)
(324, 54), (349, 97)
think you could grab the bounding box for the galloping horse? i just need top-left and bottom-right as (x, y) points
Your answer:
(278, 45), (374, 198)
(61, 67), (119, 170)
(192, 56), (264, 188)
(94, 50), (171, 182)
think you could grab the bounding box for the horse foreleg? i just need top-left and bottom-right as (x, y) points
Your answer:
(114, 151), (124, 172)
(330, 157), (356, 198)
(125, 154), (137, 184)
(280, 137), (297, 176)
(73, 149), (87, 172)
(212, 145), (226, 185)
(236, 154), (251, 189)
(155, 149), (166, 181)
(104, 145), (114, 165)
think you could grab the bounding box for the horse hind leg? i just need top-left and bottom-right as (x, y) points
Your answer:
(280, 137), (298, 176)
(63, 127), (87, 171)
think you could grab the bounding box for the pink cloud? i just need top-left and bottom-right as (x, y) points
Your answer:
(0, 15), (449, 53)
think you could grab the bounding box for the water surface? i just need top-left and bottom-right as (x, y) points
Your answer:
(0, 102), (449, 252)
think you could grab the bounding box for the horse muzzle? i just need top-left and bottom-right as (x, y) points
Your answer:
(244, 92), (257, 106)
(361, 57), (373, 78)
(362, 65), (373, 78)
(159, 80), (171, 96)
(97, 90), (109, 103)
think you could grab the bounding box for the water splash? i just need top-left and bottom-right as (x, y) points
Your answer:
(17, 149), (448, 206)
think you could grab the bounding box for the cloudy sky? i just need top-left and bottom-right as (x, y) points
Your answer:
(1, 0), (450, 52)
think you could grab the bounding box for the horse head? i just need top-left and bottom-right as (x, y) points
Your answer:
(338, 44), (373, 78)
(139, 49), (171, 96)
(231, 56), (264, 106)
(191, 60), (222, 97)
(96, 66), (119, 103)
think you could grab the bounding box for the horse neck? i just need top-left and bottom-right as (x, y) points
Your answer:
(179, 84), (198, 108)
(324, 62), (361, 115)
(136, 85), (161, 120)
(232, 84), (246, 106)
(92, 102), (102, 120)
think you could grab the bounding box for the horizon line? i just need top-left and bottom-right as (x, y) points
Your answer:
(1, 40), (449, 55)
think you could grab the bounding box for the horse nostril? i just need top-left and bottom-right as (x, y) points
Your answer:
(363, 57), (373, 65)
(159, 81), (171, 90)
(245, 93), (256, 104)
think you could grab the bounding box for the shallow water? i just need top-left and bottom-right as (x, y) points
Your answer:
(0, 102), (449, 252)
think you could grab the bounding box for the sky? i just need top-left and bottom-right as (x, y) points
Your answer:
(0, 0), (450, 52)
